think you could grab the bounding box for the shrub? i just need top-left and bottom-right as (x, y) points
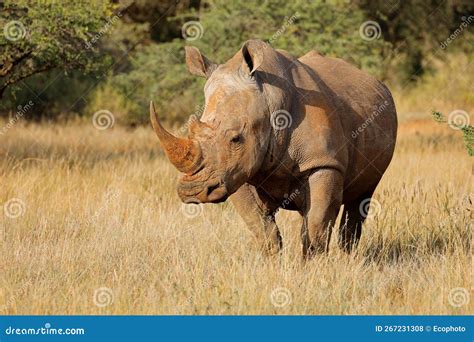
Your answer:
(115, 0), (388, 124)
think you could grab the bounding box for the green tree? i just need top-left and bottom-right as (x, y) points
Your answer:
(0, 0), (115, 100)
(123, 0), (200, 42)
(356, 0), (474, 82)
(432, 110), (473, 156)
(116, 0), (388, 124)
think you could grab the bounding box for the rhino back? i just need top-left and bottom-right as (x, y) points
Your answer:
(293, 51), (397, 201)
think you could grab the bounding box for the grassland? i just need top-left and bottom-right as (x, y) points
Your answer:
(0, 117), (471, 315)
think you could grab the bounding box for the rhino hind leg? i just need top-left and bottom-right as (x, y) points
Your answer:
(338, 190), (375, 252)
(229, 183), (282, 255)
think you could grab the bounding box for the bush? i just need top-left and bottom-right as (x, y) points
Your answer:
(114, 0), (388, 124)
(0, 70), (100, 120)
(114, 41), (204, 125)
(85, 78), (140, 126)
(0, 1), (114, 99)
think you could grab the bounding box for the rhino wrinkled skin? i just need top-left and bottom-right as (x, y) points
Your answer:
(150, 39), (397, 258)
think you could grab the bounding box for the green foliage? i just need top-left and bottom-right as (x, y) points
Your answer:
(355, 0), (470, 82)
(431, 110), (473, 156)
(1, 70), (102, 120)
(0, 0), (115, 99)
(115, 0), (388, 124)
(199, 0), (388, 72)
(460, 125), (474, 156)
(113, 41), (205, 125)
(85, 78), (140, 125)
(432, 111), (445, 123)
(0, 0), (472, 128)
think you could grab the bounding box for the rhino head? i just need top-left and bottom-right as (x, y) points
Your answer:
(151, 40), (287, 203)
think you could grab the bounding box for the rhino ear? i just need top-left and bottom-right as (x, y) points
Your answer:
(241, 40), (265, 76)
(185, 46), (217, 79)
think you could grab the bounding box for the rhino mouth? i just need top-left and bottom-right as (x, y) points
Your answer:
(177, 178), (228, 204)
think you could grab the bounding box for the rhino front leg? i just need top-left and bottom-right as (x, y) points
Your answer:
(302, 169), (343, 258)
(230, 183), (282, 255)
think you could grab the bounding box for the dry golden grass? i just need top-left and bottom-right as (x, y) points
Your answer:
(391, 53), (473, 123)
(0, 118), (471, 315)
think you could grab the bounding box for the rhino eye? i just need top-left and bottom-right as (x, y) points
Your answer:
(230, 134), (242, 144)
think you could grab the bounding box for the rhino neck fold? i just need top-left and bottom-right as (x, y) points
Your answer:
(258, 109), (293, 180)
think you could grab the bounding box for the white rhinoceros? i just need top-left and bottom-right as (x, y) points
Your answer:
(150, 39), (397, 258)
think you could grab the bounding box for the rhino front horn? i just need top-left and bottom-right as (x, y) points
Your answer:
(149, 101), (202, 174)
